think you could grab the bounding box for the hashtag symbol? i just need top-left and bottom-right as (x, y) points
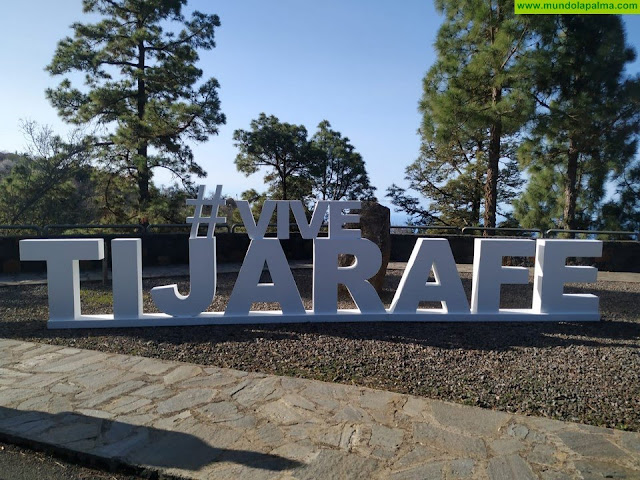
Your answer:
(186, 184), (227, 239)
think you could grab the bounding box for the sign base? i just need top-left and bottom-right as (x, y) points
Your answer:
(47, 309), (600, 329)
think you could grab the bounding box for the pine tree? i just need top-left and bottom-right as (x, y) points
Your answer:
(46, 0), (225, 214)
(233, 113), (315, 202)
(515, 15), (640, 231)
(310, 121), (376, 201)
(389, 0), (531, 228)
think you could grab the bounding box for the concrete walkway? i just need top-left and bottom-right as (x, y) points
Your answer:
(0, 340), (638, 479)
(2, 262), (639, 286)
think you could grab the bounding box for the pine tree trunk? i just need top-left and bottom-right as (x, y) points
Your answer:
(563, 139), (579, 231)
(137, 35), (150, 211)
(472, 146), (483, 225)
(484, 88), (502, 232)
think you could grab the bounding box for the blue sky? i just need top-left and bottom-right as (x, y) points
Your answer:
(1, 2), (639, 223)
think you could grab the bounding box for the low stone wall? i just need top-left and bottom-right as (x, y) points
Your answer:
(1, 233), (638, 274)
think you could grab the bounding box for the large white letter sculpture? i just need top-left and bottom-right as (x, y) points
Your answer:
(19, 184), (605, 328)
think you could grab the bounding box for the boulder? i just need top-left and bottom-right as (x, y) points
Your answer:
(338, 202), (391, 295)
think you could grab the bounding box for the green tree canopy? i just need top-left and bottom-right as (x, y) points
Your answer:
(233, 113), (316, 202)
(515, 15), (640, 231)
(389, 0), (531, 228)
(0, 122), (98, 226)
(46, 0), (225, 215)
(310, 121), (376, 201)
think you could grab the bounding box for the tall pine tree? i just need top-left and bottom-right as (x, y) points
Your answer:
(390, 0), (533, 228)
(233, 113), (315, 202)
(310, 121), (376, 201)
(515, 15), (640, 231)
(46, 0), (225, 214)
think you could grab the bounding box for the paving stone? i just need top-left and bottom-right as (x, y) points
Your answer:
(620, 432), (640, 454)
(388, 461), (445, 480)
(9, 342), (40, 352)
(39, 421), (102, 445)
(201, 459), (290, 480)
(0, 388), (38, 406)
(413, 422), (487, 459)
(295, 448), (381, 480)
(156, 388), (215, 415)
(3, 339), (640, 480)
(129, 357), (174, 375)
(487, 455), (537, 480)
(401, 396), (432, 419)
(48, 395), (74, 414)
(230, 377), (281, 407)
(154, 410), (192, 430)
(162, 365), (202, 385)
(339, 424), (357, 450)
(574, 460), (640, 479)
(18, 373), (64, 389)
(446, 458), (475, 478)
(93, 429), (149, 458)
(17, 393), (53, 410)
(56, 347), (83, 355)
(178, 374), (237, 389)
(196, 401), (240, 422)
(113, 413), (156, 426)
(430, 401), (508, 437)
(39, 352), (108, 373)
(506, 422), (530, 440)
(257, 400), (307, 425)
(539, 469), (574, 480)
(369, 424), (404, 450)
(0, 368), (32, 383)
(280, 393), (316, 411)
(129, 383), (173, 399)
(77, 380), (146, 408)
(270, 440), (317, 463)
(0, 411), (48, 429)
(557, 430), (629, 459)
(74, 369), (125, 389)
(527, 444), (556, 465)
(358, 390), (400, 423)
(489, 438), (525, 456)
(253, 423), (285, 447)
(16, 352), (64, 370)
(331, 405), (373, 423)
(105, 396), (152, 414)
(124, 429), (227, 472)
(76, 408), (115, 419)
(391, 444), (446, 470)
(301, 381), (350, 404)
(314, 424), (343, 447)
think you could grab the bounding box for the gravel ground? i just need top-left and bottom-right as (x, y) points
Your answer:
(1, 269), (638, 432)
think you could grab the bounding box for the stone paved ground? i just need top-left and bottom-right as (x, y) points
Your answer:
(0, 340), (638, 479)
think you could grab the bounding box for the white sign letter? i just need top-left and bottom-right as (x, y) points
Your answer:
(237, 200), (276, 239)
(226, 239), (304, 315)
(313, 238), (385, 314)
(112, 239), (143, 320)
(471, 239), (535, 313)
(151, 237), (217, 317)
(328, 201), (361, 239)
(390, 238), (469, 314)
(532, 239), (602, 316)
(19, 239), (104, 321)
(291, 200), (329, 239)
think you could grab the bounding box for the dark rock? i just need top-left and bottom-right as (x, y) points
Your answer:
(338, 202), (390, 295)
